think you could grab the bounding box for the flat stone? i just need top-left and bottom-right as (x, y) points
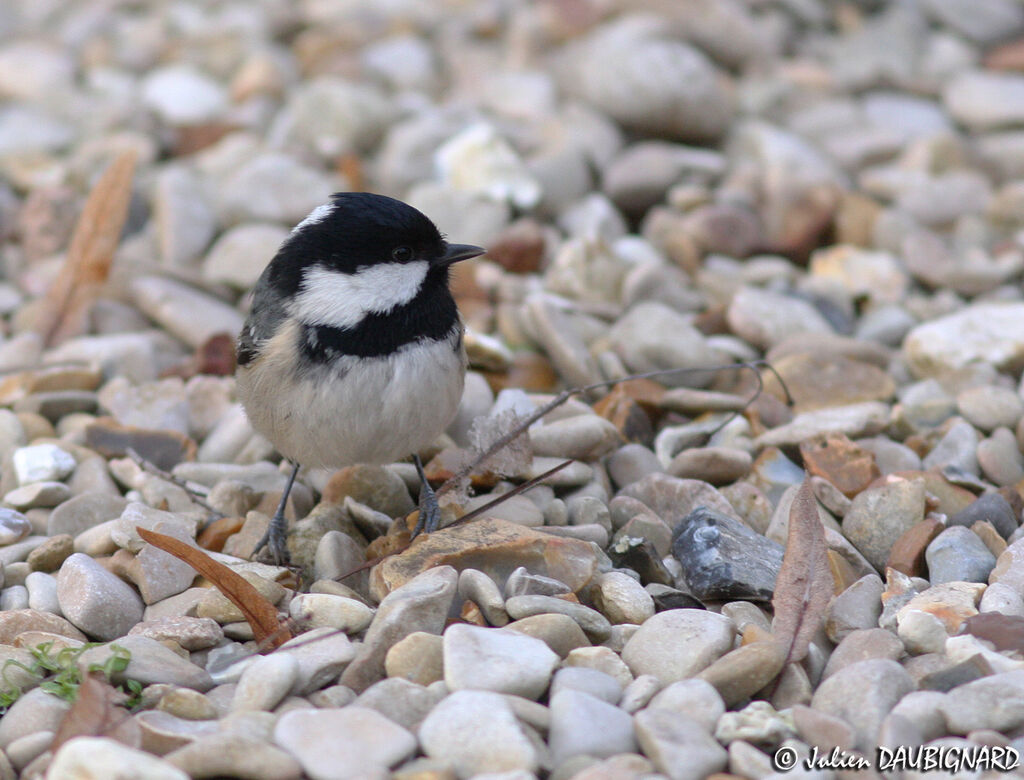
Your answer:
(368, 518), (598, 602)
(56, 552), (144, 640)
(48, 737), (189, 780)
(926, 525), (997, 584)
(47, 492), (127, 538)
(353, 677), (444, 732)
(904, 302), (1024, 378)
(128, 616), (223, 651)
(274, 706), (417, 780)
(549, 689), (637, 765)
(4, 481), (71, 509)
(799, 435), (881, 499)
(77, 635), (212, 691)
(288, 593), (374, 634)
(504, 594), (612, 641)
(621, 609), (734, 683)
(164, 732), (302, 780)
(634, 708), (727, 780)
(950, 492), (1018, 539)
(767, 353), (895, 414)
(821, 628), (904, 680)
(384, 631), (444, 685)
(341, 566), (457, 693)
(419, 690), (538, 776)
(886, 516), (944, 577)
(443, 622), (558, 699)
(842, 478), (926, 571)
(672, 506), (783, 602)
(939, 669), (1024, 733)
(620, 473), (743, 525)
(667, 446), (752, 485)
(0, 608), (86, 643)
(529, 413), (622, 460)
(501, 613), (591, 658)
(276, 627), (357, 696)
(810, 659), (915, 751)
(231, 653), (299, 712)
(755, 402), (891, 449)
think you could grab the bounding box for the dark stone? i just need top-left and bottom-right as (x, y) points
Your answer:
(85, 419), (197, 472)
(948, 492), (1018, 539)
(645, 583), (706, 612)
(14, 391), (98, 421)
(671, 506), (784, 602)
(607, 535), (674, 586)
(918, 654), (993, 692)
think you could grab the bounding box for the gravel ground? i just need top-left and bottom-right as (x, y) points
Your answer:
(3, 0), (1024, 779)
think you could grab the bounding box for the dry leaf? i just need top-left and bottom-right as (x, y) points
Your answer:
(137, 526), (290, 649)
(51, 673), (140, 753)
(772, 477), (832, 666)
(36, 150), (138, 347)
(962, 613), (1024, 654)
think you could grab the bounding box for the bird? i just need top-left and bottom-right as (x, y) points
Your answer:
(234, 192), (485, 565)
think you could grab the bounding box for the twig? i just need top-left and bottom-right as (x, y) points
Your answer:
(437, 359), (792, 497)
(125, 448), (225, 522)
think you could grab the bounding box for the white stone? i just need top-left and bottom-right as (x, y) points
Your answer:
(48, 736), (189, 779)
(142, 64), (228, 125)
(288, 593), (374, 634)
(436, 122), (542, 210)
(12, 444), (76, 486)
(904, 303), (1024, 378)
(232, 653), (300, 712)
(443, 622), (559, 700)
(621, 609), (735, 683)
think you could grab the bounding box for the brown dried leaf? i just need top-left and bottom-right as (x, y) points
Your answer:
(137, 526), (290, 649)
(772, 477), (832, 666)
(962, 613), (1024, 654)
(37, 150), (138, 347)
(51, 673), (140, 753)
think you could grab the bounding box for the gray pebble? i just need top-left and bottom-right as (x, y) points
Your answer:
(925, 525), (997, 584)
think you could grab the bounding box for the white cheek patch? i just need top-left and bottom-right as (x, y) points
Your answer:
(291, 202), (334, 235)
(289, 261), (430, 329)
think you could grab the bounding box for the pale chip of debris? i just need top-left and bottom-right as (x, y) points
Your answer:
(468, 409), (533, 478)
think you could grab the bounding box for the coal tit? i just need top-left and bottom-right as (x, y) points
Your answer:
(235, 192), (485, 565)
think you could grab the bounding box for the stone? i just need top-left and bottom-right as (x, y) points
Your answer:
(550, 667), (623, 705)
(945, 70), (1024, 130)
(755, 402), (891, 449)
(634, 709), (727, 780)
(558, 15), (734, 143)
(0, 608), (86, 643)
(502, 613), (591, 658)
(288, 593), (374, 634)
(667, 446), (752, 485)
(727, 288), (835, 351)
(77, 636), (212, 691)
(904, 303), (1024, 378)
(799, 435), (880, 498)
(607, 302), (723, 386)
(458, 568), (509, 627)
(384, 631), (444, 685)
(56, 553), (144, 640)
(842, 478), (926, 571)
(647, 679), (726, 733)
(0, 687), (69, 749)
(26, 534), (72, 573)
(4, 481), (71, 509)
(591, 571), (655, 625)
(621, 609), (734, 683)
(12, 443), (75, 485)
(274, 706), (417, 780)
(926, 526), (997, 584)
(353, 677), (443, 732)
(549, 689), (637, 765)
(768, 354), (895, 414)
(0, 507), (30, 545)
(47, 492), (126, 538)
(276, 627), (357, 696)
(164, 733), (302, 780)
(825, 574), (884, 644)
(368, 519), (598, 602)
(940, 669), (1024, 733)
(504, 594), (611, 641)
(48, 737), (189, 780)
(341, 566), (457, 693)
(810, 659), (915, 750)
(887, 516), (944, 577)
(949, 492), (1018, 539)
(696, 640), (788, 707)
(978, 428), (1024, 487)
(419, 690), (539, 776)
(231, 653), (300, 712)
(621, 473), (742, 526)
(821, 628), (904, 680)
(672, 506), (783, 602)
(529, 413), (621, 460)
(204, 223), (290, 290)
(443, 622), (558, 700)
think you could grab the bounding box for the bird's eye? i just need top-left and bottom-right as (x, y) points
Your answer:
(391, 246), (413, 262)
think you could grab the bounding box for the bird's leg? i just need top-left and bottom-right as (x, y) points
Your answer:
(411, 454), (441, 538)
(252, 462), (299, 565)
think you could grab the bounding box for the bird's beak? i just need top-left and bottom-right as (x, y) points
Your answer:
(436, 243), (486, 267)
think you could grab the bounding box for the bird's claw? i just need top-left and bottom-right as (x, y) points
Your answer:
(411, 454), (441, 539)
(252, 511), (290, 566)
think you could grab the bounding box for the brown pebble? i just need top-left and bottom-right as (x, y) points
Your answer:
(26, 534), (74, 572)
(886, 515), (943, 577)
(800, 434), (880, 498)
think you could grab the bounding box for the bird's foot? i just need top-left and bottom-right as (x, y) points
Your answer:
(251, 510), (291, 566)
(411, 454), (441, 539)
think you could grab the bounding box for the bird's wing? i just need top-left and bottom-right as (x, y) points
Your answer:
(237, 273), (288, 366)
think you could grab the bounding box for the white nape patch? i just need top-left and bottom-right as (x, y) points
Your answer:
(289, 261), (430, 329)
(290, 202), (335, 235)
